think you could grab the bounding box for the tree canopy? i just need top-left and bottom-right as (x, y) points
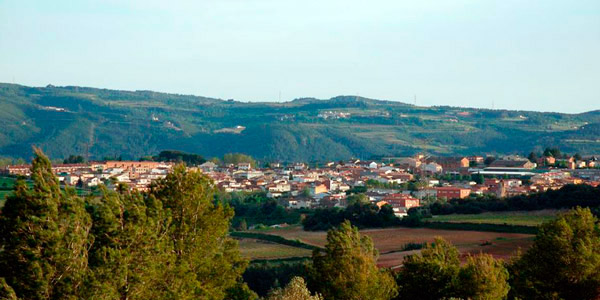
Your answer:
(0, 150), (250, 300)
(266, 277), (322, 300)
(0, 148), (91, 299)
(310, 221), (398, 300)
(510, 207), (600, 300)
(395, 237), (509, 300)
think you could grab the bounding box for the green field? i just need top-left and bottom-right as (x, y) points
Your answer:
(430, 210), (561, 226)
(236, 238), (312, 260)
(0, 176), (93, 208)
(0, 177), (16, 207)
(0, 176), (16, 187)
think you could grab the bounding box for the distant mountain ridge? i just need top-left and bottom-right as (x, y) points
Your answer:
(0, 83), (598, 161)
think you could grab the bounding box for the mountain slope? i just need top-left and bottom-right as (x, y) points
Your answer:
(0, 83), (598, 161)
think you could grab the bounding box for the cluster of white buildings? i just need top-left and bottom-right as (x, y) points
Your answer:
(3, 153), (599, 216)
(2, 161), (173, 191)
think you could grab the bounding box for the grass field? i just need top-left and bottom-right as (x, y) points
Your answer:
(0, 177), (16, 208)
(429, 210), (561, 226)
(236, 238), (312, 260)
(0, 176), (94, 207)
(255, 226), (534, 268)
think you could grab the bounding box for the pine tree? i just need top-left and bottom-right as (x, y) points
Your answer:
(396, 238), (509, 300)
(148, 164), (248, 299)
(395, 238), (460, 300)
(310, 220), (398, 300)
(0, 148), (91, 300)
(83, 185), (168, 300)
(510, 207), (600, 300)
(457, 254), (510, 300)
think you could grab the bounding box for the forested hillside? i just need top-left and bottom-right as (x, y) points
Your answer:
(1, 83), (599, 161)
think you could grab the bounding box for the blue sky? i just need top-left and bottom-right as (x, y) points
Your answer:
(1, 0), (598, 113)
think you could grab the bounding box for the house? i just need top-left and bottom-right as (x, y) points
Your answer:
(429, 157), (469, 172)
(323, 179), (340, 191)
(435, 186), (471, 199)
(113, 173), (130, 183)
(103, 161), (165, 172)
(413, 188), (437, 199)
(3, 165), (30, 176)
(489, 159), (536, 169)
(294, 163), (306, 171)
(237, 162), (251, 170)
(64, 175), (81, 186)
(310, 183), (328, 196)
(537, 156), (556, 166)
(422, 162), (443, 174)
(467, 156), (484, 165)
(199, 161), (217, 172)
(379, 193), (420, 217)
(85, 177), (102, 187)
(51, 163), (90, 174)
(287, 197), (314, 209)
(396, 157), (421, 169)
(382, 193), (420, 209)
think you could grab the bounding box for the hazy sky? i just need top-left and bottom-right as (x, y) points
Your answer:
(1, 0), (598, 113)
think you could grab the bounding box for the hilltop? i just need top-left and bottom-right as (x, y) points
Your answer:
(0, 83), (599, 161)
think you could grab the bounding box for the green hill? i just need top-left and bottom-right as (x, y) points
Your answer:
(1, 83), (599, 161)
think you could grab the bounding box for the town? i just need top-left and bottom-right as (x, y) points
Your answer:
(3, 152), (599, 218)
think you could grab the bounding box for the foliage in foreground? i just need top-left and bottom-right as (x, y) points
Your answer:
(309, 221), (398, 300)
(266, 277), (322, 300)
(395, 238), (509, 300)
(0, 148), (91, 300)
(0, 150), (252, 300)
(509, 207), (600, 300)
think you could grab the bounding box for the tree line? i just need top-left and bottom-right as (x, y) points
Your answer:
(302, 202), (400, 231)
(428, 183), (600, 215)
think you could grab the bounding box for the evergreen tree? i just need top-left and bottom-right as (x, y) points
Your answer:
(396, 238), (509, 300)
(527, 151), (538, 163)
(510, 207), (600, 300)
(148, 164), (248, 299)
(83, 185), (168, 300)
(395, 238), (460, 300)
(457, 254), (510, 300)
(224, 282), (258, 300)
(0, 148), (91, 300)
(310, 220), (398, 300)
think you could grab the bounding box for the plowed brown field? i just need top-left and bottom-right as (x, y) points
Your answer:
(255, 226), (534, 268)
